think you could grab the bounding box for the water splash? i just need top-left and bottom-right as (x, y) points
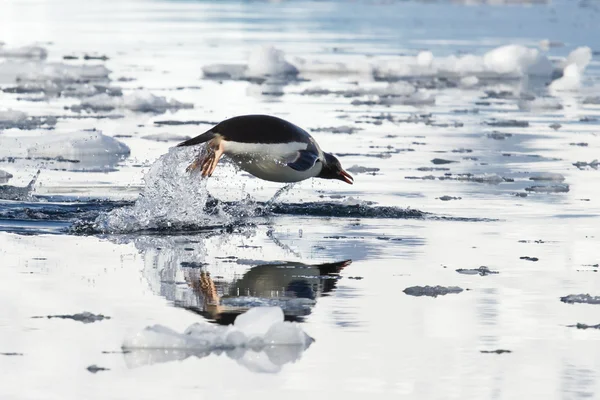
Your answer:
(94, 147), (228, 233)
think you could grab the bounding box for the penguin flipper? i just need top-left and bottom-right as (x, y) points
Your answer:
(287, 150), (319, 171)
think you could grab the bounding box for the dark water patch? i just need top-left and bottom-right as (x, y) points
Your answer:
(87, 365), (110, 373)
(486, 132), (513, 140)
(311, 126), (362, 134)
(480, 349), (511, 354)
(32, 312), (110, 323)
(0, 352), (24, 356)
(417, 167), (449, 171)
(456, 266), (498, 276)
(573, 160), (599, 170)
(570, 142), (588, 147)
(525, 184), (569, 193)
(484, 119), (529, 128)
(0, 199), (130, 222)
(568, 323), (600, 329)
(403, 286), (464, 297)
(438, 196), (461, 201)
(520, 256), (539, 261)
(154, 120), (219, 126)
(346, 165), (380, 174)
(561, 294), (600, 305)
(431, 158), (457, 165)
(267, 202), (425, 219)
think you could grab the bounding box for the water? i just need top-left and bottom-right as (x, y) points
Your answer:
(1, 0), (600, 398)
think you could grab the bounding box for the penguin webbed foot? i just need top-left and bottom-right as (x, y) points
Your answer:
(185, 140), (223, 178)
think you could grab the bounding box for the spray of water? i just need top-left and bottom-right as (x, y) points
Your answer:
(94, 147), (235, 233)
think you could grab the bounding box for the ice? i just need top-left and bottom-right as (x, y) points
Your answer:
(122, 307), (313, 372)
(0, 130), (129, 171)
(518, 96), (562, 111)
(0, 45), (48, 59)
(374, 44), (553, 81)
(75, 91), (193, 113)
(460, 76), (479, 88)
(246, 46), (298, 78)
(292, 57), (372, 76)
(203, 46), (298, 81)
(549, 64), (583, 93)
(141, 133), (192, 142)
(234, 307), (284, 339)
(27, 130), (129, 160)
(0, 109), (57, 130)
(0, 169), (13, 184)
(17, 62), (110, 83)
(483, 45), (552, 77)
(560, 46), (592, 72)
(0, 109), (27, 124)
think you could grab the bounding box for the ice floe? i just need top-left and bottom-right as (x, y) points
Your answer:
(122, 307), (313, 373)
(0, 130), (129, 171)
(0, 169), (13, 183)
(0, 44), (48, 59)
(203, 45), (298, 81)
(0, 109), (57, 130)
(73, 91), (193, 113)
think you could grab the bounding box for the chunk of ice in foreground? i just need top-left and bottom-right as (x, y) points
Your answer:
(122, 307), (313, 373)
(246, 46), (298, 78)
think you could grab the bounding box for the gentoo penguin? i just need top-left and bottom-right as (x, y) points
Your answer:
(176, 114), (354, 184)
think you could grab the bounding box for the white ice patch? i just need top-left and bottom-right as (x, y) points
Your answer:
(76, 91), (193, 112)
(0, 45), (48, 59)
(0, 130), (129, 168)
(122, 307), (313, 372)
(202, 45), (298, 80)
(0, 109), (28, 123)
(246, 46), (298, 78)
(549, 64), (582, 93)
(374, 44), (554, 80)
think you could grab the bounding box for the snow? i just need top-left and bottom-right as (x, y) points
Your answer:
(75, 91), (193, 113)
(0, 45), (48, 59)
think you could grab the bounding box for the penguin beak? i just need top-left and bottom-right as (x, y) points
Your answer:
(338, 169), (354, 184)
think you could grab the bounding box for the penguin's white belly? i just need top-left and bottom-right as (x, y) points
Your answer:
(223, 140), (322, 183)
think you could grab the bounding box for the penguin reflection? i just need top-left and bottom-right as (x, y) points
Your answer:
(183, 259), (352, 324)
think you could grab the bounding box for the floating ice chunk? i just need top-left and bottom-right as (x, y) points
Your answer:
(0, 109), (28, 124)
(292, 58), (372, 75)
(0, 109), (56, 130)
(0, 45), (47, 59)
(0, 170), (39, 201)
(562, 47), (592, 72)
(517, 96), (562, 111)
(202, 64), (247, 80)
(122, 307), (311, 351)
(417, 51), (434, 68)
(26, 130), (130, 160)
(483, 45), (552, 77)
(18, 63), (111, 83)
(460, 76), (479, 88)
(529, 172), (565, 181)
(0, 169), (13, 183)
(202, 46), (298, 81)
(234, 307), (284, 339)
(76, 91), (193, 113)
(549, 64), (582, 92)
(265, 321), (311, 346)
(122, 91), (193, 112)
(246, 46), (298, 78)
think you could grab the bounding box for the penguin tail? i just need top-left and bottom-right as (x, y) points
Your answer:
(176, 129), (217, 147)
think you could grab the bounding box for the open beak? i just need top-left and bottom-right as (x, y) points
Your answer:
(338, 169), (354, 184)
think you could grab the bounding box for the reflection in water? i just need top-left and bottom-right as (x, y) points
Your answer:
(123, 343), (311, 374)
(183, 259), (352, 323)
(122, 230), (355, 323)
